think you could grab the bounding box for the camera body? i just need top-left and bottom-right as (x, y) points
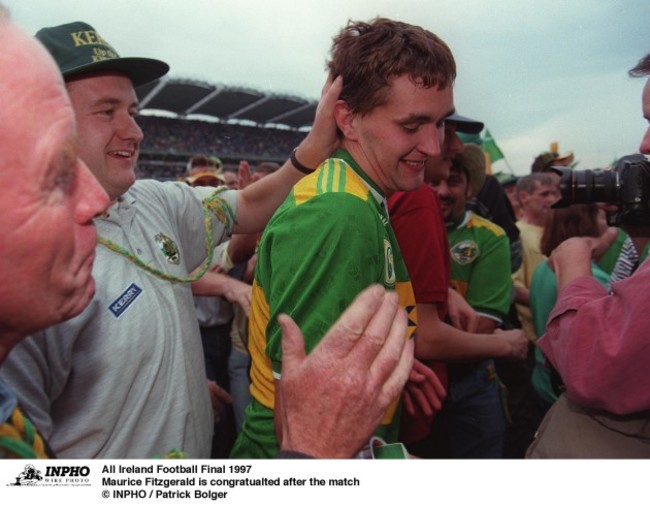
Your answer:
(553, 154), (650, 226)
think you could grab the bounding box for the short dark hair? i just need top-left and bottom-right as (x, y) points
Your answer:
(189, 154), (211, 168)
(187, 154), (212, 175)
(629, 53), (650, 78)
(327, 17), (456, 116)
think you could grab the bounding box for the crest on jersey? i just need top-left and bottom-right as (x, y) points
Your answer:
(450, 239), (480, 265)
(154, 232), (180, 265)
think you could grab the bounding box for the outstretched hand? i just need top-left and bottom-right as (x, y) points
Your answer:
(277, 284), (413, 458)
(238, 160), (253, 189)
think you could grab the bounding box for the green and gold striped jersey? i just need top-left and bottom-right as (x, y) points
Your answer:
(232, 149), (416, 458)
(447, 211), (512, 325)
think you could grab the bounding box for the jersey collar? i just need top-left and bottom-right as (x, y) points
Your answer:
(447, 210), (472, 230)
(333, 149), (387, 210)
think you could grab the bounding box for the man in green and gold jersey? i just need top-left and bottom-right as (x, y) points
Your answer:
(430, 143), (512, 457)
(232, 17), (456, 458)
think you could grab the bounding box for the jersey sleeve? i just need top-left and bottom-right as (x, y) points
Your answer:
(539, 259), (650, 414)
(257, 192), (384, 374)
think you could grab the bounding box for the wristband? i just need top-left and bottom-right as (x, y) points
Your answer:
(290, 148), (316, 175)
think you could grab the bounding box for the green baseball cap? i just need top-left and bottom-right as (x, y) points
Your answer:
(35, 21), (169, 87)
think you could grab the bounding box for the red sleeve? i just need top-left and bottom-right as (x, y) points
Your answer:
(388, 185), (450, 318)
(390, 186), (450, 441)
(538, 259), (650, 414)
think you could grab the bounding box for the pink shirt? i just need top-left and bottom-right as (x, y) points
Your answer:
(538, 258), (650, 415)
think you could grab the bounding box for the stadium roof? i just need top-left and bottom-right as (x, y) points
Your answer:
(136, 77), (317, 130)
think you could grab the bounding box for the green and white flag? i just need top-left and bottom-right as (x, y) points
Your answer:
(482, 128), (505, 164)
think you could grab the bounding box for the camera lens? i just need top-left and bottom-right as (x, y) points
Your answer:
(567, 169), (618, 204)
(554, 155), (650, 225)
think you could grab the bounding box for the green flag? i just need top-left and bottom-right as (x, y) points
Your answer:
(482, 129), (504, 164)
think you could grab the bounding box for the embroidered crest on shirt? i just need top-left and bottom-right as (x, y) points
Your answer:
(154, 232), (180, 264)
(450, 239), (480, 265)
(384, 239), (396, 286)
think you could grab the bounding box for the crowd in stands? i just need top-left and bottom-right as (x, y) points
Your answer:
(136, 115), (307, 180)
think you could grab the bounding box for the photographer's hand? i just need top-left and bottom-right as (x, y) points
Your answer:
(549, 228), (618, 291)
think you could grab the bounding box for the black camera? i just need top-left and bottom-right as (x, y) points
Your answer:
(553, 154), (650, 226)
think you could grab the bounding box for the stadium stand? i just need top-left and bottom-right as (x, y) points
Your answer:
(135, 77), (315, 180)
